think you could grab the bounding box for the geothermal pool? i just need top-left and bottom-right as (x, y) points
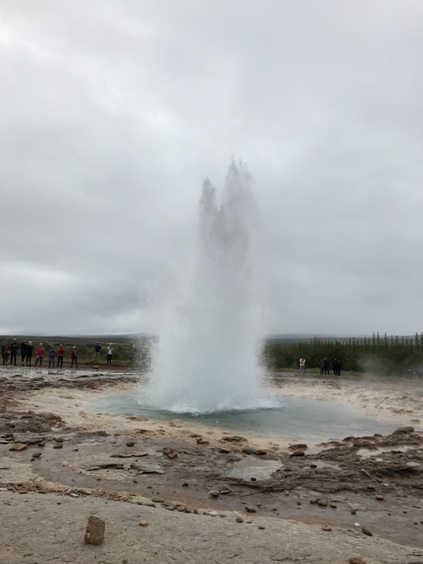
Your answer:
(89, 392), (402, 443)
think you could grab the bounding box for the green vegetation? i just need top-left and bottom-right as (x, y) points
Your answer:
(0, 335), (155, 370)
(261, 332), (423, 375)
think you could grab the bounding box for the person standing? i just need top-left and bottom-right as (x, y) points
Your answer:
(20, 341), (28, 366)
(130, 344), (136, 366)
(71, 346), (78, 369)
(92, 342), (102, 364)
(34, 343), (45, 367)
(106, 343), (113, 364)
(48, 344), (56, 368)
(299, 357), (306, 374)
(10, 339), (18, 366)
(26, 341), (34, 366)
(323, 357), (330, 375)
(56, 344), (65, 368)
(2, 343), (10, 365)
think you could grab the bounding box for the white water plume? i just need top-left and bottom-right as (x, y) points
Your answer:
(145, 160), (272, 413)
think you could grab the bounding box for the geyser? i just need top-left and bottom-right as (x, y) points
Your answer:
(145, 160), (272, 413)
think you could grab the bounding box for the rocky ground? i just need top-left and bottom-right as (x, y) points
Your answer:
(0, 366), (422, 564)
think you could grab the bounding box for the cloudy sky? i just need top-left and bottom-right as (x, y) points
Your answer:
(1, 0), (422, 337)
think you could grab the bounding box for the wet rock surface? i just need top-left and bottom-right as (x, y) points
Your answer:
(0, 367), (422, 562)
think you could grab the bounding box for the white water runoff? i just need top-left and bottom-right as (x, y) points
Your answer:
(145, 161), (272, 413)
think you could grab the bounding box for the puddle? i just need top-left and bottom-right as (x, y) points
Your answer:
(357, 445), (417, 459)
(224, 458), (282, 481)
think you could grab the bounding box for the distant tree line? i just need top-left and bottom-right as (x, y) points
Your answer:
(261, 332), (423, 375)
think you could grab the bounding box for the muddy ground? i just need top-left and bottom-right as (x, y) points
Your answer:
(0, 366), (422, 563)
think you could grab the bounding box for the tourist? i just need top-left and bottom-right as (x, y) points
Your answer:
(323, 357), (330, 375)
(106, 343), (113, 364)
(130, 344), (136, 366)
(2, 343), (10, 365)
(92, 342), (101, 364)
(10, 339), (18, 366)
(299, 357), (306, 374)
(56, 344), (65, 368)
(332, 358), (341, 376)
(20, 341), (28, 366)
(34, 343), (45, 367)
(48, 344), (56, 368)
(26, 341), (33, 366)
(10, 338), (18, 366)
(71, 346), (78, 369)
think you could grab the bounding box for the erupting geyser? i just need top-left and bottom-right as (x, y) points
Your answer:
(145, 160), (272, 413)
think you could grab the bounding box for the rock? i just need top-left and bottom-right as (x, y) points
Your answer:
(289, 450), (305, 457)
(321, 525), (332, 531)
(209, 490), (220, 498)
(9, 443), (28, 451)
(255, 449), (268, 456)
(84, 516), (105, 545)
(375, 494), (384, 501)
(219, 485), (231, 494)
(220, 435), (247, 442)
(196, 438), (209, 445)
(392, 426), (414, 434)
(245, 506), (256, 513)
(235, 515), (244, 523)
(217, 447), (231, 454)
(53, 443), (63, 449)
(288, 443), (308, 450)
(349, 559), (367, 564)
(317, 499), (328, 507)
(361, 526), (373, 536)
(139, 520), (149, 527)
(242, 447), (257, 455)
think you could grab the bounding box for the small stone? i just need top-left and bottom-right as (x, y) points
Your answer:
(317, 499), (328, 507)
(235, 515), (244, 523)
(84, 516), (105, 545)
(349, 559), (367, 564)
(375, 495), (384, 501)
(209, 490), (220, 498)
(321, 525), (332, 531)
(361, 526), (373, 536)
(9, 443), (28, 451)
(289, 450), (305, 457)
(53, 443), (63, 449)
(167, 451), (178, 459)
(245, 506), (256, 513)
(258, 525), (265, 530)
(139, 520), (149, 527)
(126, 441), (135, 447)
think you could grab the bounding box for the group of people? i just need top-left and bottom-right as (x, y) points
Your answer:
(2, 339), (33, 366)
(1, 339), (80, 369)
(92, 342), (114, 365)
(298, 357), (342, 376)
(2, 339), (139, 369)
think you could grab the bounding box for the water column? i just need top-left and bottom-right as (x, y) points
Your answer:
(146, 161), (269, 413)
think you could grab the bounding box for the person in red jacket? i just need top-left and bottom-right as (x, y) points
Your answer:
(34, 343), (45, 367)
(56, 344), (65, 369)
(70, 346), (78, 369)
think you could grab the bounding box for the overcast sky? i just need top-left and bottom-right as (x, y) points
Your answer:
(1, 0), (422, 337)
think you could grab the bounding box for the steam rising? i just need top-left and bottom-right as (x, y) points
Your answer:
(145, 161), (272, 413)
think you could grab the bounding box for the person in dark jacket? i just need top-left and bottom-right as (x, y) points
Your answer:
(10, 339), (18, 366)
(20, 341), (28, 366)
(26, 341), (34, 366)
